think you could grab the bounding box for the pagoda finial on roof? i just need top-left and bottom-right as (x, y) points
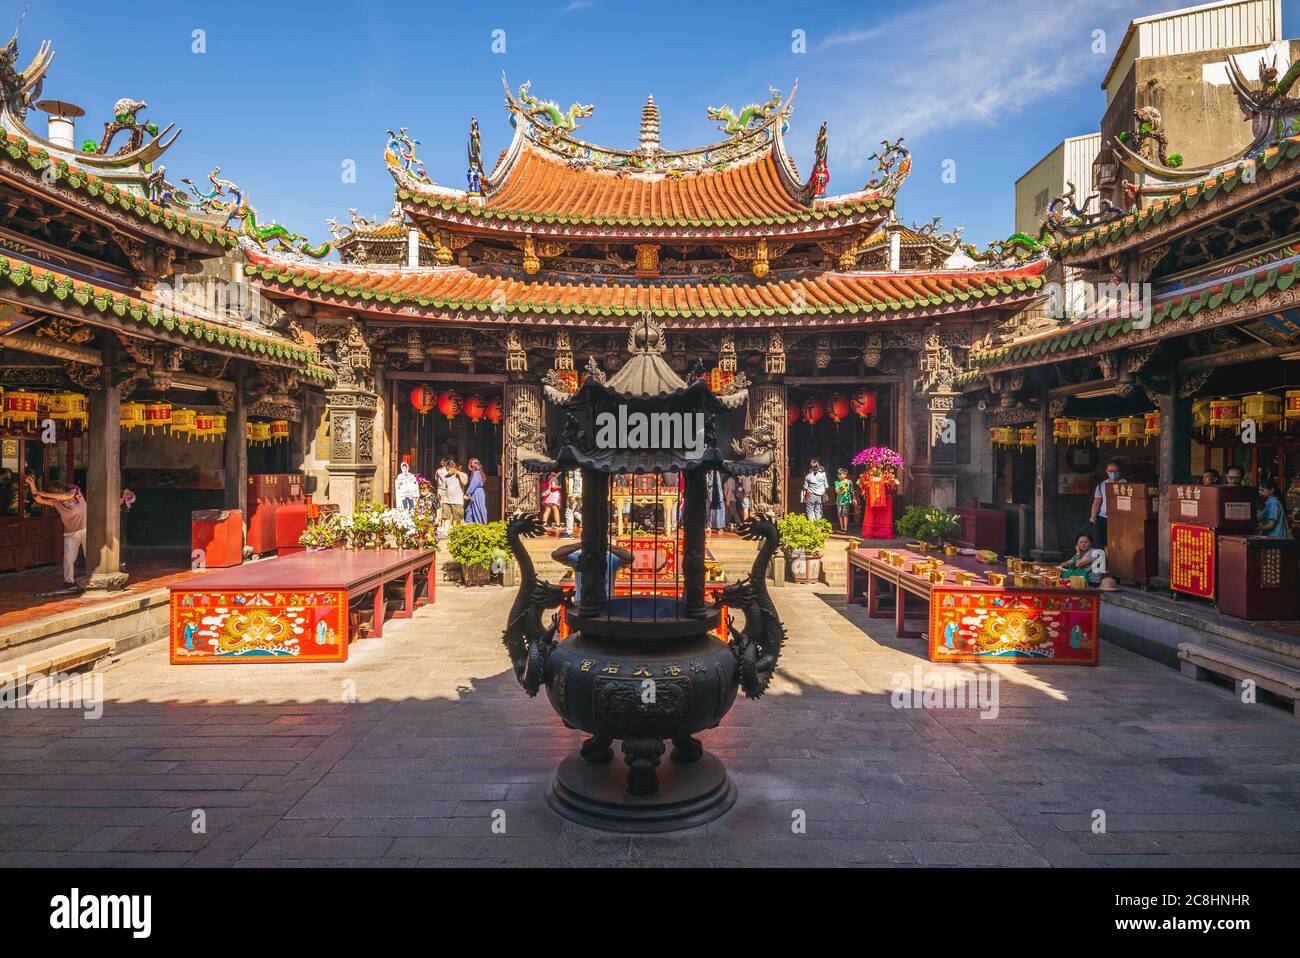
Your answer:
(640, 94), (660, 153)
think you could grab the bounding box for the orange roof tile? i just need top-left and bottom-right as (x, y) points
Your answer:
(402, 144), (888, 237)
(245, 252), (1046, 326)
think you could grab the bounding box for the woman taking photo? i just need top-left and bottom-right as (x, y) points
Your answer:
(464, 458), (488, 525)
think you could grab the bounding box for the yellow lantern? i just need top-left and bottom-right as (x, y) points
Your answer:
(1052, 418), (1070, 442)
(1067, 419), (1094, 444)
(270, 420), (290, 443)
(1286, 390), (1300, 427)
(1242, 392), (1282, 429)
(120, 401), (147, 431)
(1095, 420), (1120, 444)
(145, 401), (172, 434)
(212, 414), (227, 439)
(1018, 426), (1037, 448)
(4, 390), (42, 435)
(47, 392), (88, 436)
(1209, 397), (1241, 435)
(195, 412), (220, 442)
(990, 427), (1015, 447)
(1144, 410), (1161, 438)
(247, 422), (272, 446)
(1192, 398), (1210, 432)
(1116, 417), (1145, 445)
(170, 408), (197, 440)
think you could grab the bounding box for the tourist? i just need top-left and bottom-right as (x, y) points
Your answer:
(438, 459), (468, 528)
(1200, 469), (1220, 486)
(1258, 478), (1290, 538)
(564, 470), (583, 537)
(552, 541), (634, 602)
(803, 459), (828, 521)
(464, 458), (488, 524)
(25, 475), (86, 593)
(1059, 531), (1107, 587)
(707, 469), (727, 531)
(735, 474), (752, 525)
(1089, 459), (1122, 546)
(541, 472), (562, 530)
(1225, 465), (1245, 486)
(834, 468), (854, 534)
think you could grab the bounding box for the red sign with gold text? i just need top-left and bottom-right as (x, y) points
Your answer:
(1170, 522), (1216, 599)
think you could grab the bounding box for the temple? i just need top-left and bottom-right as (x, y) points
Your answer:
(243, 78), (1048, 520)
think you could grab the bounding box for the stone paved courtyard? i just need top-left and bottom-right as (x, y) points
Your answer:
(2, 583), (1300, 867)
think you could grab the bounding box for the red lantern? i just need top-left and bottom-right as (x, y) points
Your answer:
(410, 385), (436, 416)
(802, 396), (824, 426)
(485, 397), (504, 426)
(436, 390), (463, 422)
(463, 393), (486, 424)
(787, 404), (801, 427)
(851, 389), (877, 418)
(826, 393), (850, 424)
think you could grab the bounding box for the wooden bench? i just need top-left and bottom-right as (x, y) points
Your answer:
(169, 548), (436, 664)
(1179, 642), (1300, 719)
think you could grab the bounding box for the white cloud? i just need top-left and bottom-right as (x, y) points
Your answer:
(809, 0), (1182, 169)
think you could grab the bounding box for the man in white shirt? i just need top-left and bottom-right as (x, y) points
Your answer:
(803, 459), (828, 521)
(1089, 459), (1122, 546)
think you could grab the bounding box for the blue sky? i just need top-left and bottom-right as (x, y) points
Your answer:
(7, 0), (1287, 249)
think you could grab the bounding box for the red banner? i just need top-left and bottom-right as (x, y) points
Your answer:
(1170, 522), (1216, 599)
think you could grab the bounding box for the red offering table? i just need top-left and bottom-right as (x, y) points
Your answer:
(170, 548), (436, 664)
(846, 545), (1099, 665)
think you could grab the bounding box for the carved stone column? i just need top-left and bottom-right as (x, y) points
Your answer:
(748, 382), (787, 515)
(1033, 388), (1061, 559)
(324, 387), (378, 513)
(223, 368), (248, 521)
(504, 379), (544, 515)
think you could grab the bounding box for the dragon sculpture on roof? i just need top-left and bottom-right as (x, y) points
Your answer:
(0, 32), (52, 121)
(1227, 53), (1300, 146)
(512, 80), (594, 133)
(1038, 181), (1124, 241)
(707, 86), (782, 137)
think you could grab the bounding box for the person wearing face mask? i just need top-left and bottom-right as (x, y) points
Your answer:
(1090, 459), (1122, 547)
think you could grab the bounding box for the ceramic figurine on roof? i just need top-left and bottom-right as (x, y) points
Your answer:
(512, 79), (594, 135)
(171, 167), (330, 258)
(806, 121), (829, 198)
(86, 98), (159, 156)
(385, 127), (431, 188)
(1229, 53), (1300, 144)
(466, 116), (485, 196)
(1039, 181), (1124, 240)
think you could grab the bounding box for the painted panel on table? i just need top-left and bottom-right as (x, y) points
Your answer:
(929, 587), (1099, 665)
(170, 589), (348, 663)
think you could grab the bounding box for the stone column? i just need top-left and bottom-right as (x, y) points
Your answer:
(1033, 387), (1060, 559)
(324, 386), (379, 512)
(748, 382), (787, 515)
(683, 468), (707, 617)
(1157, 365), (1192, 575)
(82, 363), (127, 593)
(503, 379), (544, 515)
(924, 387), (959, 510)
(223, 368), (247, 520)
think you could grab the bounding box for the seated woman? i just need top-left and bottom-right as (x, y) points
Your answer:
(1059, 531), (1107, 587)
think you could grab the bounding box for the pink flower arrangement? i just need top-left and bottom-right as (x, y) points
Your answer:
(852, 446), (904, 472)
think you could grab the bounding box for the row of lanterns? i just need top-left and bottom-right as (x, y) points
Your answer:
(410, 386), (504, 426)
(1192, 392), (1300, 435)
(0, 388), (89, 437)
(246, 420), (291, 446)
(1050, 413), (1160, 447)
(788, 389), (878, 426)
(121, 402), (230, 442)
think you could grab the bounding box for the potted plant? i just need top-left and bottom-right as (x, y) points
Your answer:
(447, 521), (508, 586)
(895, 505), (962, 548)
(777, 513), (833, 583)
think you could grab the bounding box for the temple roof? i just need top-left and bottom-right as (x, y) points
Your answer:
(390, 81), (906, 241)
(244, 251), (1046, 326)
(0, 251), (331, 378)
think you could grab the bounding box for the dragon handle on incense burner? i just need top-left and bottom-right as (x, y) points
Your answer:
(502, 514), (565, 696)
(717, 517), (787, 699)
